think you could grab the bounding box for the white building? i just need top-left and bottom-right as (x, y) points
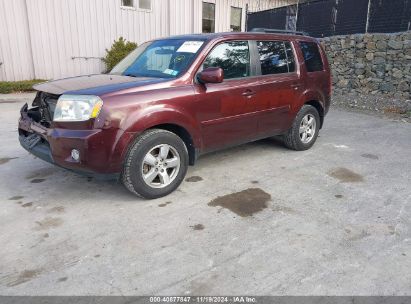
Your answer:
(0, 0), (296, 81)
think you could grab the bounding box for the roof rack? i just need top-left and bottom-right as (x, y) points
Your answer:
(249, 28), (309, 36)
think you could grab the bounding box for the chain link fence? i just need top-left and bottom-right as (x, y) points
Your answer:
(247, 0), (411, 37)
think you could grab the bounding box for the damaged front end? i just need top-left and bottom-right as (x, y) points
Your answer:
(18, 92), (59, 163)
(18, 91), (121, 179)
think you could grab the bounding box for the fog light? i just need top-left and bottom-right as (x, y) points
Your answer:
(71, 149), (80, 161)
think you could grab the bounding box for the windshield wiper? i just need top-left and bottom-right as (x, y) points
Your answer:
(124, 73), (139, 77)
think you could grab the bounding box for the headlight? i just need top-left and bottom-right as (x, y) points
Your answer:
(53, 95), (103, 122)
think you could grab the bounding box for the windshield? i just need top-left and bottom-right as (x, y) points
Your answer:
(110, 39), (206, 78)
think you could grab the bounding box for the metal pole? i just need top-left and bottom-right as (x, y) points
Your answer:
(365, 0), (371, 33)
(295, 0), (300, 31)
(245, 3), (249, 32)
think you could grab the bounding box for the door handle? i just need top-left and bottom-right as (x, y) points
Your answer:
(291, 83), (302, 90)
(241, 89), (256, 97)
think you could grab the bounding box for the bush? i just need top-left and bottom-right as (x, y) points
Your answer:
(0, 80), (46, 94)
(103, 37), (137, 72)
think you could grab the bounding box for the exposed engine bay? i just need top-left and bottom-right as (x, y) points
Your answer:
(27, 91), (60, 127)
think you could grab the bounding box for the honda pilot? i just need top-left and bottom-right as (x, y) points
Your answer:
(18, 30), (331, 199)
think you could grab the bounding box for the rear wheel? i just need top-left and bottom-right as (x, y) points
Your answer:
(283, 105), (320, 151)
(122, 129), (188, 199)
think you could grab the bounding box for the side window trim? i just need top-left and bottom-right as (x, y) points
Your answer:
(196, 40), (255, 82)
(248, 40), (261, 77)
(283, 41), (295, 73)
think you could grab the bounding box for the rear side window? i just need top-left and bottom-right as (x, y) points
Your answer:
(203, 41), (250, 79)
(299, 41), (324, 72)
(256, 41), (296, 75)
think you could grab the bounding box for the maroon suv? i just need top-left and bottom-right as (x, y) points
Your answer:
(18, 30), (331, 199)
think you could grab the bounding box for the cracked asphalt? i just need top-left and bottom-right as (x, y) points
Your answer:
(0, 94), (410, 295)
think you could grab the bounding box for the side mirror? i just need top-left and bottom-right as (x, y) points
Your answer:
(197, 67), (224, 84)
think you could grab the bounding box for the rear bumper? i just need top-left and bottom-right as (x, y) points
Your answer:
(18, 104), (122, 180)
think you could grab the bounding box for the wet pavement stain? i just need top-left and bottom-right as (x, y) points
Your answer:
(58, 277), (68, 282)
(26, 167), (59, 180)
(158, 201), (172, 207)
(208, 188), (271, 217)
(6, 269), (43, 287)
(31, 179), (46, 184)
(0, 157), (18, 165)
(22, 202), (33, 208)
(185, 176), (203, 182)
(34, 217), (63, 230)
(47, 206), (65, 213)
(361, 153), (379, 160)
(328, 167), (364, 183)
(9, 196), (24, 200)
(335, 194), (344, 198)
(191, 224), (205, 231)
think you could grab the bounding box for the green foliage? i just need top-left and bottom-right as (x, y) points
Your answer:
(103, 37), (137, 72)
(0, 80), (46, 94)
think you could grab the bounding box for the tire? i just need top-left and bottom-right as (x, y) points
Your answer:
(122, 129), (188, 199)
(283, 105), (320, 151)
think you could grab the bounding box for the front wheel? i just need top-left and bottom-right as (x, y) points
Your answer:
(283, 105), (320, 151)
(122, 129), (188, 199)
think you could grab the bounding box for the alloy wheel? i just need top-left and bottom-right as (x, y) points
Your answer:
(299, 114), (317, 144)
(141, 144), (181, 189)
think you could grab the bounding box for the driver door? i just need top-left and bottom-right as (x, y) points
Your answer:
(193, 41), (259, 152)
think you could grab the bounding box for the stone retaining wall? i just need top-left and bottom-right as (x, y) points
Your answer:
(319, 31), (411, 99)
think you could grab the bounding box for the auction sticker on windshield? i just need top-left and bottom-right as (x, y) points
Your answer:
(177, 41), (204, 53)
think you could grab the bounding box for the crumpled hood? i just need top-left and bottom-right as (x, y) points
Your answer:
(33, 74), (170, 96)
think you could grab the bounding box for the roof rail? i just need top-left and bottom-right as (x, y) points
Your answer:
(249, 28), (309, 36)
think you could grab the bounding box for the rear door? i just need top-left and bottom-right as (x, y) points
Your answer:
(194, 40), (260, 152)
(298, 41), (331, 110)
(252, 40), (302, 136)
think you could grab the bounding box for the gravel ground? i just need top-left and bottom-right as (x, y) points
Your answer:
(332, 92), (411, 123)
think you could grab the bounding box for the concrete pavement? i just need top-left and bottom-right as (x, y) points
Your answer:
(0, 97), (410, 295)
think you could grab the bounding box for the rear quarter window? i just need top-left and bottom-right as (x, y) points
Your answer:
(299, 41), (324, 72)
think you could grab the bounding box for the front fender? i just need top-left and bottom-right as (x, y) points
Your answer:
(109, 106), (202, 169)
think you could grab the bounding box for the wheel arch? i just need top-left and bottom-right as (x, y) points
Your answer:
(147, 123), (197, 166)
(304, 100), (325, 128)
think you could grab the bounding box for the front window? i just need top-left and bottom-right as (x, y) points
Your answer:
(202, 2), (215, 33)
(230, 7), (242, 32)
(203, 41), (250, 80)
(110, 39), (205, 78)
